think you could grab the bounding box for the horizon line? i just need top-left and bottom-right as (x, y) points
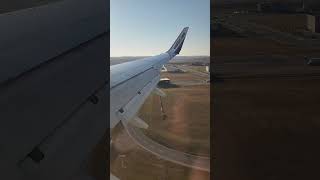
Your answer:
(110, 55), (210, 58)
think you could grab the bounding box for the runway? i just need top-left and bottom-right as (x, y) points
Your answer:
(121, 120), (210, 172)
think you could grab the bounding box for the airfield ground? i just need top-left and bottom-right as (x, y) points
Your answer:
(110, 64), (210, 180)
(213, 8), (320, 180)
(214, 37), (320, 56)
(140, 84), (210, 156)
(213, 71), (320, 180)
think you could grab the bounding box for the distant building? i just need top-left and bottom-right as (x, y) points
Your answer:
(307, 15), (316, 32)
(206, 66), (210, 73)
(159, 78), (170, 84)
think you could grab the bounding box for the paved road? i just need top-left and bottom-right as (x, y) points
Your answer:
(122, 121), (210, 172)
(213, 55), (320, 81)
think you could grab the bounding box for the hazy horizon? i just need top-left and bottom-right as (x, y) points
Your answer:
(110, 55), (210, 58)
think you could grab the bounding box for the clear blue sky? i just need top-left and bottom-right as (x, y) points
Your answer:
(111, 0), (210, 57)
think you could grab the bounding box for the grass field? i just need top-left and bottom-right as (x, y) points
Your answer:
(111, 126), (210, 180)
(111, 69), (210, 180)
(139, 84), (210, 156)
(214, 77), (320, 180)
(213, 37), (320, 57)
(183, 65), (209, 73)
(213, 13), (320, 178)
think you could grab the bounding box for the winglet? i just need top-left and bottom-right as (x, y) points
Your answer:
(167, 27), (189, 57)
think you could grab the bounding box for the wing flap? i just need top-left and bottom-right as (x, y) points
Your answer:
(116, 75), (160, 124)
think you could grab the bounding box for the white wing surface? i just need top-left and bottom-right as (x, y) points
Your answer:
(110, 27), (189, 129)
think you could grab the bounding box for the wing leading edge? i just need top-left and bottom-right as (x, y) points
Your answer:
(110, 27), (189, 129)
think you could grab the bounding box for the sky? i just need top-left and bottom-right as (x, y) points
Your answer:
(111, 0), (210, 57)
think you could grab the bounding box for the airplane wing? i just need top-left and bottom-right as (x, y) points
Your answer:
(110, 27), (189, 129)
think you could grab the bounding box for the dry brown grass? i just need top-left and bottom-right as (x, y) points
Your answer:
(214, 78), (320, 180)
(112, 138), (210, 180)
(139, 85), (210, 156)
(111, 69), (211, 180)
(213, 37), (320, 57)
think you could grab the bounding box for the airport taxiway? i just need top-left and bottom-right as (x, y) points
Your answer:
(121, 121), (210, 172)
(213, 55), (320, 80)
(175, 65), (209, 77)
